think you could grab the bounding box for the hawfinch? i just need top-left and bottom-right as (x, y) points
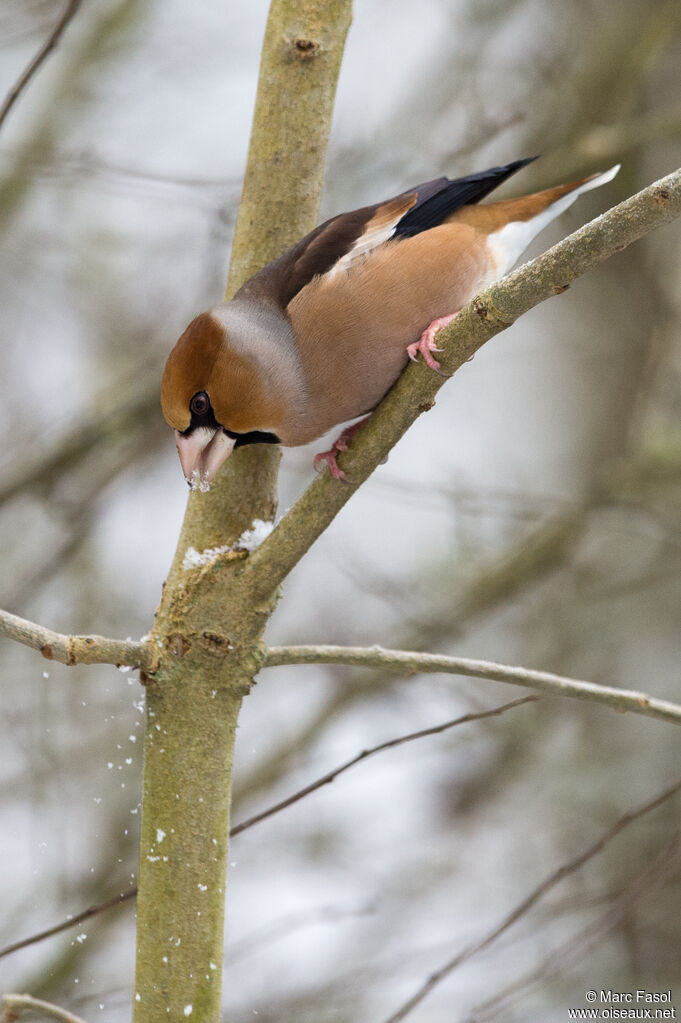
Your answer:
(161, 158), (619, 485)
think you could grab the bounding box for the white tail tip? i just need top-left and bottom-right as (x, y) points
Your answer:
(582, 164), (621, 191)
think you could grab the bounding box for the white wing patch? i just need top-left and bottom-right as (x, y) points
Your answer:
(487, 165), (620, 277)
(326, 193), (417, 277)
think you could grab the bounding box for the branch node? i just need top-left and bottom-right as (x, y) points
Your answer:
(291, 36), (320, 58)
(167, 633), (191, 659)
(471, 297), (513, 328)
(65, 638), (77, 666)
(200, 631), (234, 656)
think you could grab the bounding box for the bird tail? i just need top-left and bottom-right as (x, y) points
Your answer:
(483, 164), (620, 274)
(516, 164), (620, 226)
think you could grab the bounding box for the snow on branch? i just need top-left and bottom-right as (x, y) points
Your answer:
(264, 644), (681, 726)
(0, 607), (155, 671)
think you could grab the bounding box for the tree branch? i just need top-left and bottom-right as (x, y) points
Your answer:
(468, 833), (681, 1022)
(0, 695), (534, 960)
(1, 993), (88, 1023)
(233, 508), (585, 811)
(381, 778), (681, 1023)
(230, 695), (537, 836)
(0, 0), (83, 134)
(542, 101), (681, 181)
(245, 166), (681, 599)
(0, 607), (155, 671)
(0, 889), (136, 962)
(263, 644), (681, 726)
(0, 374), (160, 509)
(132, 5), (353, 1017)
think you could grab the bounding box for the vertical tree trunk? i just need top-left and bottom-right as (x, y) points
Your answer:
(132, 2), (352, 1020)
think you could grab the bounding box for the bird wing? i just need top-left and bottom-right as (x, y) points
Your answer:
(239, 158), (537, 310)
(272, 193), (418, 306)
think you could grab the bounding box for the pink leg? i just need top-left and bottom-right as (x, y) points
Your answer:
(406, 312), (460, 371)
(313, 417), (369, 481)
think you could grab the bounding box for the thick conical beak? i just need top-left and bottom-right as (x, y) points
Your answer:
(174, 428), (236, 489)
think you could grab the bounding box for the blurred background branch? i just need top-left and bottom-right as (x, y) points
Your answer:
(0, 0), (82, 133)
(0, 696), (534, 960)
(469, 833), (681, 1023)
(383, 777), (681, 1022)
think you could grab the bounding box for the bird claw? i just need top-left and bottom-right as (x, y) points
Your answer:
(313, 417), (370, 481)
(313, 449), (348, 481)
(407, 312), (460, 372)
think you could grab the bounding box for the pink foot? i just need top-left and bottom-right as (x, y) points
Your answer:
(313, 418), (369, 481)
(407, 312), (460, 371)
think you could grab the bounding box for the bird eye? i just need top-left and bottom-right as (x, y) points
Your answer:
(190, 391), (210, 416)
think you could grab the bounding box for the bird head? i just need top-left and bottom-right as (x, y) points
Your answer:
(161, 310), (282, 488)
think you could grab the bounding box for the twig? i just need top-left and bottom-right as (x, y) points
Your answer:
(0, 376), (160, 509)
(381, 778), (681, 1023)
(0, 0), (83, 133)
(0, 607), (155, 671)
(245, 166), (681, 599)
(228, 901), (375, 965)
(0, 889), (136, 961)
(467, 832), (681, 1022)
(567, 102), (681, 169)
(264, 644), (681, 726)
(0, 696), (534, 960)
(231, 695), (538, 835)
(234, 509), (584, 810)
(3, 645), (679, 954)
(1, 992), (88, 1023)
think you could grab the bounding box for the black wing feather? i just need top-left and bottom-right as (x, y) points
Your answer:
(394, 157), (538, 238)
